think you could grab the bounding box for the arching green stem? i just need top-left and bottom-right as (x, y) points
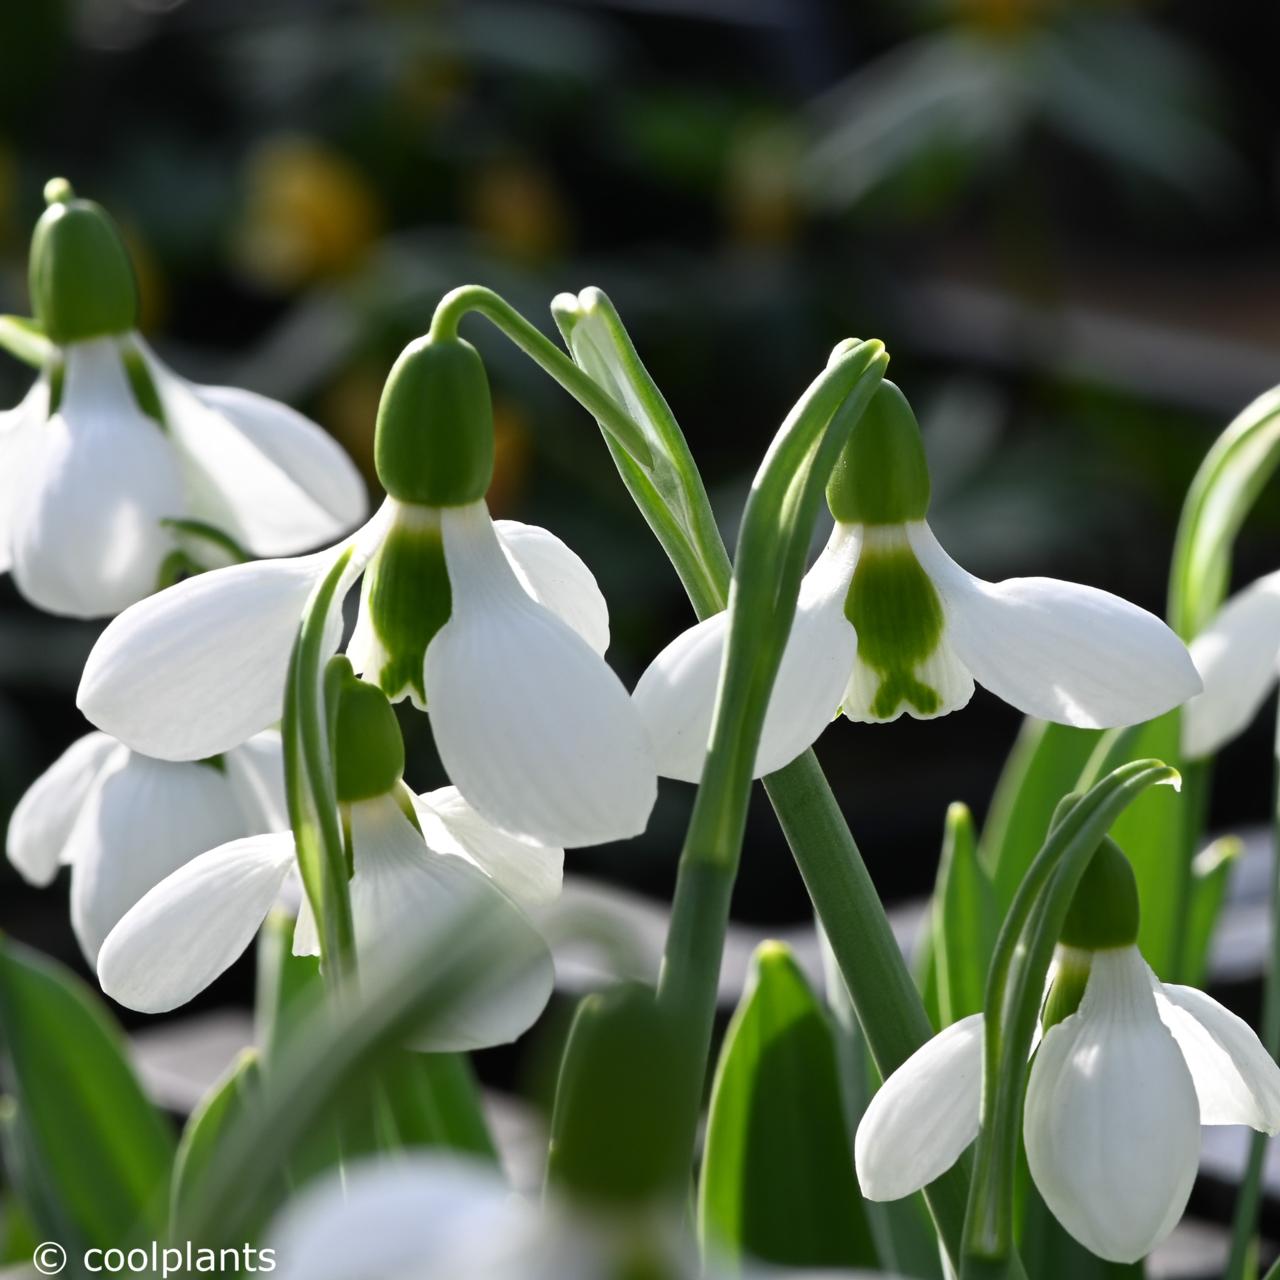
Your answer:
(427, 285), (653, 468)
(654, 340), (888, 1180)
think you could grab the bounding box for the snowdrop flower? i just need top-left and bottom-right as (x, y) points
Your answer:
(0, 179), (366, 617)
(634, 379), (1201, 782)
(266, 1154), (892, 1280)
(98, 665), (558, 1051)
(78, 332), (656, 848)
(855, 842), (1280, 1264)
(5, 727), (286, 966)
(1182, 568), (1280, 759)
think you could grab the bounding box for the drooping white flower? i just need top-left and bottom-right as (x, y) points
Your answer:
(98, 666), (560, 1050)
(3, 185), (366, 618)
(78, 333), (656, 849)
(5, 727), (286, 965)
(634, 381), (1200, 782)
(855, 945), (1280, 1263)
(1182, 568), (1280, 759)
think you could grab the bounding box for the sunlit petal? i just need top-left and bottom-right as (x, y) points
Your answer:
(854, 1012), (984, 1200)
(10, 338), (184, 617)
(910, 523), (1201, 728)
(425, 500), (655, 847)
(633, 524), (859, 783)
(1024, 947), (1200, 1263)
(6, 731), (116, 885)
(98, 832), (295, 1012)
(1182, 570), (1280, 758)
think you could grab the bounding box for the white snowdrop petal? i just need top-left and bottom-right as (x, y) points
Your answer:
(854, 1012), (984, 1201)
(348, 796), (555, 1050)
(426, 501), (656, 848)
(0, 377), (50, 573)
(267, 1156), (519, 1280)
(6, 731), (116, 885)
(494, 519), (611, 655)
(68, 752), (249, 965)
(77, 550), (335, 760)
(1157, 980), (1280, 1132)
(1024, 947), (1201, 1264)
(224, 729), (289, 831)
(633, 526), (860, 784)
(98, 832), (295, 1012)
(1182, 570), (1280, 759)
(291, 889), (319, 959)
(910, 523), (1202, 728)
(139, 340), (367, 558)
(10, 338), (184, 618)
(414, 785), (564, 908)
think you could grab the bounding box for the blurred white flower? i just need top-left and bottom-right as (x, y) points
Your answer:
(0, 334), (367, 618)
(855, 945), (1280, 1263)
(1182, 569), (1280, 759)
(265, 1153), (901, 1280)
(97, 783), (559, 1052)
(634, 518), (1201, 783)
(77, 496), (656, 849)
(5, 727), (286, 965)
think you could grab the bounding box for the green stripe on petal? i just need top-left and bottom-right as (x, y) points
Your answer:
(352, 503), (452, 708)
(842, 525), (970, 721)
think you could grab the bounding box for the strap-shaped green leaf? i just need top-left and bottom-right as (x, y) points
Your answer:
(933, 803), (1000, 1026)
(0, 939), (174, 1249)
(699, 942), (878, 1269)
(980, 719), (1101, 910)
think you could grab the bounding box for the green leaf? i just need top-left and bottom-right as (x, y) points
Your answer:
(933, 802), (1000, 1026)
(980, 719), (1102, 910)
(0, 939), (175, 1249)
(547, 984), (685, 1208)
(173, 899), (532, 1247)
(171, 1051), (262, 1232)
(1182, 835), (1242, 987)
(1168, 384), (1280, 640)
(699, 942), (878, 1269)
(373, 1053), (497, 1161)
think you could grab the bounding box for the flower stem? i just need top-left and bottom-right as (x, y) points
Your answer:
(1223, 708), (1280, 1279)
(653, 341), (888, 1181)
(427, 285), (654, 467)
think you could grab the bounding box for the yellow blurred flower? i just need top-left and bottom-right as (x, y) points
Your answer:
(724, 123), (800, 248)
(466, 155), (567, 265)
(235, 136), (382, 292)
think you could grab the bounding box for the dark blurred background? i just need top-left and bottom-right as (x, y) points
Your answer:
(1, 0), (1279, 1058)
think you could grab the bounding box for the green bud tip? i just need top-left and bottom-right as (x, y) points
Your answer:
(1058, 837), (1141, 951)
(374, 334), (494, 507)
(29, 180), (138, 345)
(326, 656), (405, 803)
(43, 177), (75, 206)
(826, 378), (931, 525)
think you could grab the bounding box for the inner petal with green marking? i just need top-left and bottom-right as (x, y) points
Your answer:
(350, 501), (453, 708)
(841, 524), (973, 722)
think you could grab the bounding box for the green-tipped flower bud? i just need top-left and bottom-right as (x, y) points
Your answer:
(374, 335), (494, 506)
(29, 179), (138, 345)
(826, 379), (931, 525)
(1059, 837), (1141, 952)
(327, 657), (405, 802)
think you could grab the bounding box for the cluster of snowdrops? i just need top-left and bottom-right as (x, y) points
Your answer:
(3, 179), (1280, 1278)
